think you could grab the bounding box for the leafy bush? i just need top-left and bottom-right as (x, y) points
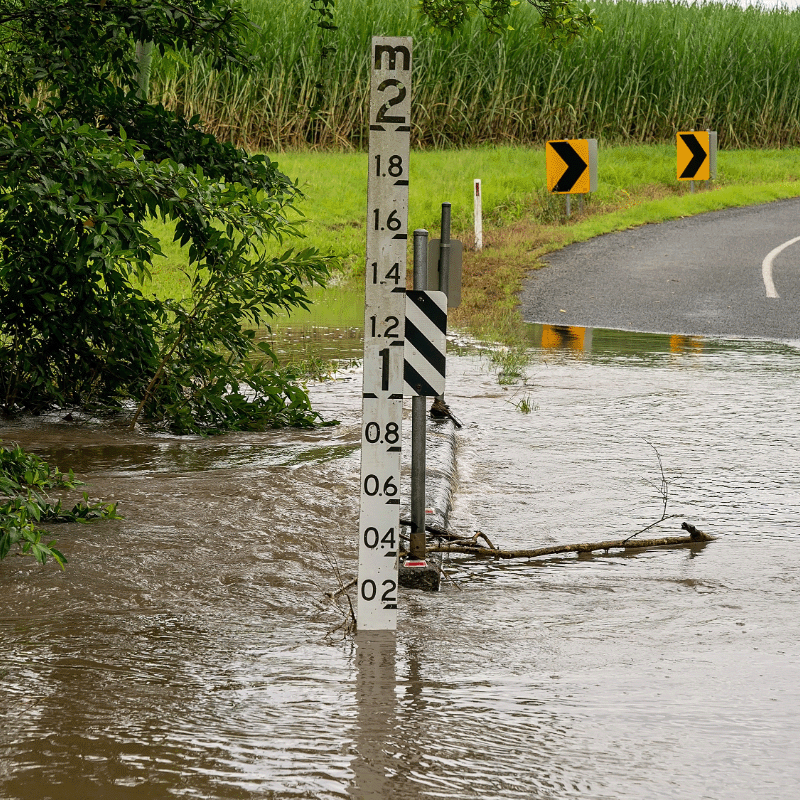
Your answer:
(0, 441), (120, 568)
(0, 0), (335, 432)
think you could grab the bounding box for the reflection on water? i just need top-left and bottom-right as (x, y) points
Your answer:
(533, 323), (711, 359)
(257, 323), (363, 365)
(3, 326), (800, 799)
(351, 633), (397, 800)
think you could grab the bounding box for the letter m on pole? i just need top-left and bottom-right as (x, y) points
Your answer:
(374, 44), (411, 70)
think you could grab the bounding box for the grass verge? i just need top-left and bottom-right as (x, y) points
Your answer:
(146, 144), (800, 345)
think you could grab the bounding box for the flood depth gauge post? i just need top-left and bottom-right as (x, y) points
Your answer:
(356, 37), (412, 631)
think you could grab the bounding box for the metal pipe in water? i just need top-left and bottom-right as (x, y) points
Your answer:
(410, 230), (428, 559)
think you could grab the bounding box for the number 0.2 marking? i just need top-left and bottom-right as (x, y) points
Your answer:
(360, 578), (398, 604)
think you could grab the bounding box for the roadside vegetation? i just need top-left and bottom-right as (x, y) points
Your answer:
(144, 0), (800, 344)
(151, 0), (800, 150)
(5, 0), (800, 567)
(1, 0), (595, 567)
(146, 143), (800, 343)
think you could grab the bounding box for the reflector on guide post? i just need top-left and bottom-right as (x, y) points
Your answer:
(546, 139), (598, 194)
(677, 131), (717, 181)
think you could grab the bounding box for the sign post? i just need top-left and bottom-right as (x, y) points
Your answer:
(356, 37), (412, 631)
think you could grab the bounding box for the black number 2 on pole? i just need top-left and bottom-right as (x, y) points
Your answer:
(357, 37), (412, 631)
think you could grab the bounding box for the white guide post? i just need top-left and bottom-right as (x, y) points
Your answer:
(473, 179), (483, 251)
(356, 37), (412, 631)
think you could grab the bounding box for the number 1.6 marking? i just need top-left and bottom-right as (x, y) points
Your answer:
(373, 208), (402, 232)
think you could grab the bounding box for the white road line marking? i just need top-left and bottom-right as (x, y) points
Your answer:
(762, 235), (800, 299)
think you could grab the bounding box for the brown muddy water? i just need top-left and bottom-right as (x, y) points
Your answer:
(2, 325), (800, 799)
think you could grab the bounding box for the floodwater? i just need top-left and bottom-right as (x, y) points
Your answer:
(2, 324), (800, 799)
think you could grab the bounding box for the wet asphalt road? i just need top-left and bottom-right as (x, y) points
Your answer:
(520, 197), (800, 340)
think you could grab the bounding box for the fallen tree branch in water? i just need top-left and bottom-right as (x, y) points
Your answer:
(428, 522), (714, 560)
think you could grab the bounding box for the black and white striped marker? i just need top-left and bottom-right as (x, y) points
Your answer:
(403, 290), (447, 397)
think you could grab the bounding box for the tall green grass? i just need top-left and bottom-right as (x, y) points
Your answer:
(151, 0), (800, 150)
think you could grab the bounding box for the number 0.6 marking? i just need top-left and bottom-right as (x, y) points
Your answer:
(363, 474), (398, 498)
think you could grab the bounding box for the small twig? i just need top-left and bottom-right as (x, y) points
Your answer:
(624, 438), (675, 543)
(472, 530), (496, 550)
(324, 576), (357, 601)
(622, 514), (681, 544)
(437, 564), (462, 591)
(315, 536), (357, 637)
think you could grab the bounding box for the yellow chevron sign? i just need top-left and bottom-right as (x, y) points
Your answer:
(677, 131), (717, 181)
(546, 139), (598, 194)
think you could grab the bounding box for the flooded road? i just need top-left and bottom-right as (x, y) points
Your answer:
(2, 325), (800, 799)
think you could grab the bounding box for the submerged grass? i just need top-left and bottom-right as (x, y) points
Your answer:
(151, 0), (800, 150)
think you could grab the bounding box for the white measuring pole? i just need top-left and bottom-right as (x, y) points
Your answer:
(356, 37), (412, 631)
(473, 179), (483, 251)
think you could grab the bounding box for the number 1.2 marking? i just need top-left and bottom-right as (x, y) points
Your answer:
(370, 315), (399, 339)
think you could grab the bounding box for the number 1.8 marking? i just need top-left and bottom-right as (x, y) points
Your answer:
(375, 154), (404, 177)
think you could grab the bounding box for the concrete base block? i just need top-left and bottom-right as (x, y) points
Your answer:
(398, 560), (440, 592)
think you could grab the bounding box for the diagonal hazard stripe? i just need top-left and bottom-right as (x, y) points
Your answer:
(403, 361), (438, 397)
(404, 290), (447, 396)
(405, 317), (446, 375)
(406, 290), (447, 334)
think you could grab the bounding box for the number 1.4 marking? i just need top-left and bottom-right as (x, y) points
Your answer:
(370, 262), (402, 285)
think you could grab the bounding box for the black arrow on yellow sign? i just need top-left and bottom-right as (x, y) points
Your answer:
(546, 139), (597, 195)
(678, 133), (708, 179)
(549, 141), (588, 192)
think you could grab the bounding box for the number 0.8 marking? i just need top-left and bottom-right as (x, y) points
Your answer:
(364, 421), (399, 444)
